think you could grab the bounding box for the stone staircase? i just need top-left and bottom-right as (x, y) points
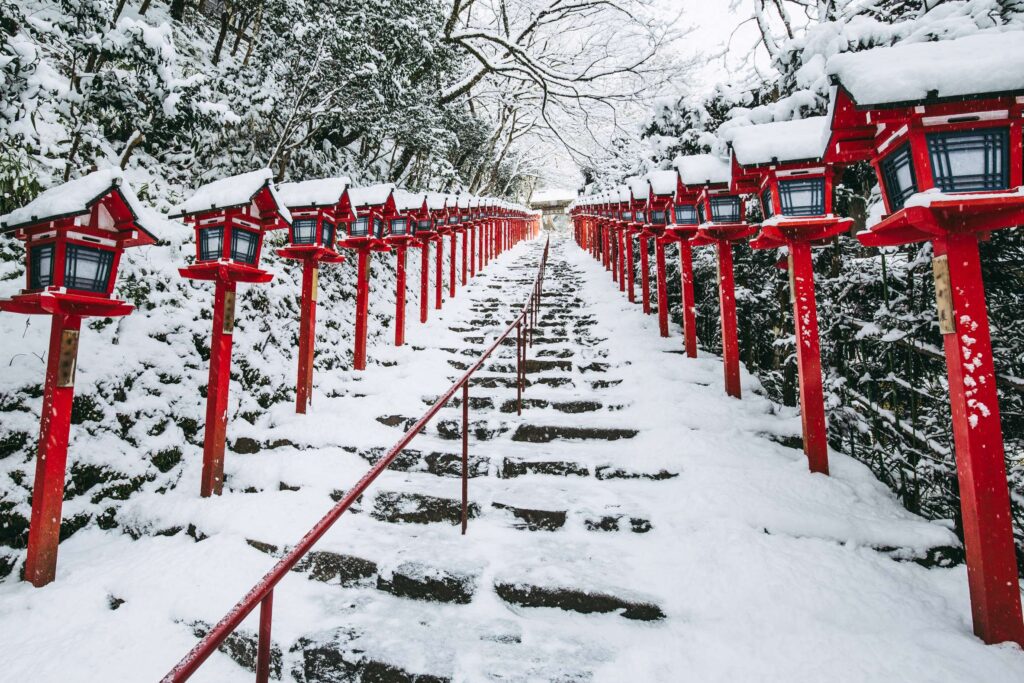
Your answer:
(244, 240), (677, 682)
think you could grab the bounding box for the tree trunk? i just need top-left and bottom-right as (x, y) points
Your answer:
(170, 0), (187, 21)
(212, 9), (233, 65)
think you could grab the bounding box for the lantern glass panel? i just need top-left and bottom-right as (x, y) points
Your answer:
(351, 217), (369, 237)
(880, 143), (917, 211)
(373, 217), (385, 238)
(674, 205), (697, 225)
(391, 218), (408, 236)
(322, 221), (336, 248)
(761, 188), (774, 219)
(231, 228), (259, 265)
(778, 178), (825, 217)
(927, 128), (1010, 193)
(622, 211), (633, 221)
(434, 218), (444, 228)
(199, 226), (223, 261)
(710, 196), (740, 222)
(30, 244), (54, 289)
(292, 218), (317, 245)
(635, 211), (646, 223)
(651, 210), (667, 225)
(448, 216), (459, 225)
(416, 220), (432, 234)
(65, 243), (114, 293)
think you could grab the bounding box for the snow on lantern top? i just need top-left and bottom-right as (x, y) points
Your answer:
(346, 184), (396, 240)
(276, 177), (351, 209)
(646, 170), (678, 198)
(727, 117), (831, 167)
(673, 154), (731, 189)
(176, 168), (292, 226)
(826, 31), (1024, 109)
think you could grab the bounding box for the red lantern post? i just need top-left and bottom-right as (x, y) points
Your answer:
(339, 185), (396, 371)
(388, 190), (429, 347)
(0, 170), (159, 585)
(828, 35), (1024, 646)
(686, 155), (754, 398)
(275, 178), (349, 413)
(730, 116), (850, 474)
(176, 169), (290, 497)
(626, 176), (654, 313)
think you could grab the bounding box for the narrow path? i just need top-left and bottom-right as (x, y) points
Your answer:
(1, 237), (1022, 682)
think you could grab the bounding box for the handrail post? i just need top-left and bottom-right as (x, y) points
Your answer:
(255, 590), (274, 683)
(461, 381), (469, 536)
(516, 321), (523, 415)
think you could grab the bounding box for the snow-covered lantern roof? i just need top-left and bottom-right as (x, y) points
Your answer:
(727, 116), (836, 221)
(645, 170), (678, 227)
(391, 189), (428, 239)
(347, 183), (397, 241)
(625, 175), (650, 223)
(671, 154), (742, 228)
(826, 30), (1024, 227)
(174, 168), (290, 273)
(0, 169), (161, 307)
(276, 177), (351, 255)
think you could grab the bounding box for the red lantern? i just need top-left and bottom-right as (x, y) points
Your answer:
(176, 169), (289, 498)
(0, 170), (159, 586)
(613, 186), (632, 294)
(388, 190), (428, 346)
(341, 184), (397, 371)
(623, 176), (649, 307)
(678, 154), (754, 398)
(730, 116), (847, 475)
(275, 178), (349, 413)
(828, 32), (1024, 646)
(432, 196), (458, 309)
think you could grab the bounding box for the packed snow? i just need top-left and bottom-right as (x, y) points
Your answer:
(673, 154), (731, 187)
(276, 178), (351, 209)
(727, 116), (831, 166)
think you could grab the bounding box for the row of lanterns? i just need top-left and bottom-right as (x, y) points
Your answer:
(0, 168), (540, 587)
(569, 31), (1024, 648)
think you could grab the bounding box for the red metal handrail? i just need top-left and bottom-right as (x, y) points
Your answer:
(162, 235), (550, 682)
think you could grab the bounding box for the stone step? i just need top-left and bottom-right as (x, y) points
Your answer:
(494, 582), (665, 621)
(500, 458), (589, 478)
(594, 465), (679, 481)
(499, 398), (604, 414)
(358, 447), (489, 478)
(511, 425), (637, 443)
(371, 491), (479, 525)
(292, 629), (451, 683)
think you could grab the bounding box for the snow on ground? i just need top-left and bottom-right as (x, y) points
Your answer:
(0, 236), (1022, 682)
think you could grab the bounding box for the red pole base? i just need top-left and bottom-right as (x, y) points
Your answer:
(295, 259), (318, 414)
(24, 313), (81, 586)
(354, 250), (371, 371)
(419, 241), (430, 324)
(395, 245), (407, 346)
(680, 241), (697, 357)
(434, 237), (443, 310)
(640, 234), (652, 314)
(655, 238), (669, 336)
(789, 242), (828, 474)
(936, 232), (1024, 647)
(448, 233), (457, 299)
(626, 232), (636, 303)
(201, 279), (237, 497)
(716, 241), (741, 399)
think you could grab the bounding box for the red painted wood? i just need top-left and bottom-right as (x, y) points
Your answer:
(469, 226), (476, 278)
(434, 235), (443, 310)
(716, 241), (741, 399)
(618, 228), (626, 292)
(354, 250), (370, 371)
(23, 313), (81, 586)
(449, 232), (457, 298)
(295, 259), (317, 413)
(938, 232), (1024, 647)
(789, 242), (829, 474)
(201, 279), (236, 497)
(626, 231), (636, 302)
(679, 241), (697, 358)
(640, 234), (652, 314)
(655, 237), (669, 337)
(419, 240), (430, 323)
(460, 229), (468, 286)
(395, 244), (407, 346)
